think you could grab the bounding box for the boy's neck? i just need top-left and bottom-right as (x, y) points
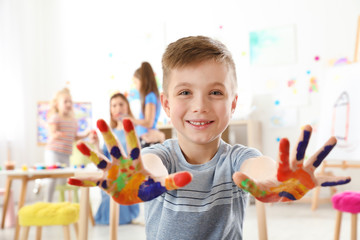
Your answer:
(177, 137), (221, 165)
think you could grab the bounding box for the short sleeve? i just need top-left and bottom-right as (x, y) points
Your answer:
(231, 146), (262, 171)
(145, 92), (158, 105)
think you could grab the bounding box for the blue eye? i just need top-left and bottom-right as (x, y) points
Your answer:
(179, 91), (191, 95)
(210, 91), (223, 95)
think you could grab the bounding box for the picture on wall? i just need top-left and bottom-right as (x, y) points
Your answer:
(249, 25), (297, 66)
(317, 63), (360, 161)
(37, 101), (92, 145)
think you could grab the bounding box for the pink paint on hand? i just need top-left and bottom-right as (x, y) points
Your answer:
(97, 119), (109, 132)
(76, 142), (91, 156)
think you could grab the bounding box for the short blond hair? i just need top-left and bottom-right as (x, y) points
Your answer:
(48, 87), (74, 117)
(162, 36), (237, 95)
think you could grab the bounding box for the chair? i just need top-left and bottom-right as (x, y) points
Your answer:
(331, 191), (360, 240)
(0, 188), (16, 228)
(18, 202), (79, 240)
(55, 184), (95, 226)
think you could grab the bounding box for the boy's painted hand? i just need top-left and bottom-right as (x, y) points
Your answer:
(233, 125), (351, 202)
(67, 118), (192, 205)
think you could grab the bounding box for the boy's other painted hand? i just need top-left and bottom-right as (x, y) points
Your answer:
(233, 125), (351, 202)
(67, 118), (192, 205)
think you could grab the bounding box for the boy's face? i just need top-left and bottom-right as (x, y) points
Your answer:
(161, 60), (237, 146)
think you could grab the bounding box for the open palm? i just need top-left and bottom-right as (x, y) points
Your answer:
(233, 125), (351, 202)
(68, 118), (192, 205)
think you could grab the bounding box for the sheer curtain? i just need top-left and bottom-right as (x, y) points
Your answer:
(0, 0), (26, 165)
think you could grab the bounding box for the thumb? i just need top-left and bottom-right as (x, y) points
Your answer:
(165, 171), (193, 190)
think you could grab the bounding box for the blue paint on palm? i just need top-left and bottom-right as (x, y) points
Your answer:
(296, 130), (310, 160)
(110, 146), (122, 159)
(313, 144), (334, 167)
(279, 191), (296, 200)
(97, 160), (108, 169)
(130, 148), (140, 160)
(138, 178), (166, 201)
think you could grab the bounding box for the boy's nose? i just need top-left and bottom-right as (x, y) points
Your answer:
(192, 96), (209, 113)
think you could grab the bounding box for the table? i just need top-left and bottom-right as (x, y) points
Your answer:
(0, 168), (99, 240)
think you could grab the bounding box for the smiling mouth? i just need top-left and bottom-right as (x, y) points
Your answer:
(187, 120), (214, 126)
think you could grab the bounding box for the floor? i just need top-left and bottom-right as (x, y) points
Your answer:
(0, 199), (354, 240)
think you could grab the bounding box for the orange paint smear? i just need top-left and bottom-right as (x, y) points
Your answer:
(112, 173), (145, 205)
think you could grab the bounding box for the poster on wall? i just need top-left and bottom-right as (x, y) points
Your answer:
(37, 102), (92, 145)
(249, 25), (297, 66)
(317, 63), (360, 161)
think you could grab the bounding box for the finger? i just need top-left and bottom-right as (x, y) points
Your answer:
(317, 175), (351, 187)
(76, 141), (112, 171)
(97, 119), (128, 163)
(165, 171), (193, 190)
(304, 137), (337, 171)
(67, 177), (99, 187)
(290, 125), (312, 170)
(277, 138), (291, 182)
(137, 177), (167, 202)
(68, 176), (113, 193)
(123, 118), (141, 161)
(135, 172), (193, 203)
(76, 140), (122, 191)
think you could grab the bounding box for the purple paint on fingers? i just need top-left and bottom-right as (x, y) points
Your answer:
(321, 178), (351, 187)
(313, 144), (335, 167)
(296, 130), (310, 161)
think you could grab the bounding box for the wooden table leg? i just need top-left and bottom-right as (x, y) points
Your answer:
(110, 198), (119, 240)
(311, 186), (321, 211)
(14, 177), (29, 240)
(78, 187), (89, 240)
(255, 200), (268, 240)
(1, 177), (12, 229)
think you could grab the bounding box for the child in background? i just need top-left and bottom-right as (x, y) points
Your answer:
(44, 87), (90, 202)
(68, 36), (351, 240)
(130, 62), (165, 148)
(93, 92), (140, 225)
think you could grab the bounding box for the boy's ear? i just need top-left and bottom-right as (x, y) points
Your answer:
(160, 92), (171, 117)
(231, 94), (238, 115)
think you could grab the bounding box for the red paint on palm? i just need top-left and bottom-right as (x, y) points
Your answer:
(97, 119), (109, 132)
(76, 142), (91, 156)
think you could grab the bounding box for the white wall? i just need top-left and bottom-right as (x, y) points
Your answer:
(1, 0), (360, 201)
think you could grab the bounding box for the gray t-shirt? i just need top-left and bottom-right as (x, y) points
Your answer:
(141, 139), (262, 240)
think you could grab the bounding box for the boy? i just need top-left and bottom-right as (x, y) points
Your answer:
(69, 36), (351, 239)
